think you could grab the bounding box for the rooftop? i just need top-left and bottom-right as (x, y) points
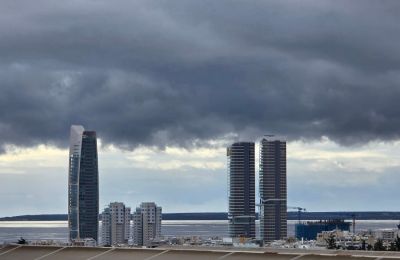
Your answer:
(1, 245), (400, 260)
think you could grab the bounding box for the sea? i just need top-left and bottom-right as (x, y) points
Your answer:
(0, 220), (399, 244)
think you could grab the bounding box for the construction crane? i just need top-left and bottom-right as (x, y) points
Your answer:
(288, 206), (306, 224)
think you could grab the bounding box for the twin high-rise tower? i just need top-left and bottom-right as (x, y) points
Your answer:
(227, 138), (287, 243)
(259, 138), (287, 242)
(68, 125), (99, 243)
(227, 142), (256, 238)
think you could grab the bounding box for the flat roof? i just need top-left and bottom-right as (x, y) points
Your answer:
(1, 245), (400, 260)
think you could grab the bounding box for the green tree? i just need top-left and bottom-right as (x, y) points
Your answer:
(395, 235), (400, 251)
(389, 242), (396, 251)
(17, 237), (26, 244)
(361, 239), (366, 250)
(325, 233), (336, 249)
(373, 239), (386, 251)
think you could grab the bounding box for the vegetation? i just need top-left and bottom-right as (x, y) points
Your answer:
(389, 242), (396, 251)
(361, 239), (366, 250)
(364, 235), (400, 252)
(373, 239), (386, 251)
(395, 235), (400, 251)
(325, 233), (337, 249)
(17, 237), (27, 244)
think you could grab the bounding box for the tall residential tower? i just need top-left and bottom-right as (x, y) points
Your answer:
(259, 138), (287, 242)
(101, 202), (131, 246)
(133, 202), (162, 247)
(227, 142), (256, 238)
(68, 125), (99, 243)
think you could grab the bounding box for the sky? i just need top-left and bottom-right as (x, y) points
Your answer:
(1, 0), (400, 216)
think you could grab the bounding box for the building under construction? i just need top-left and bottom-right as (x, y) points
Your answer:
(295, 219), (351, 240)
(227, 142), (256, 239)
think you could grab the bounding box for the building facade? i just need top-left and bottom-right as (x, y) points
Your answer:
(133, 202), (162, 246)
(259, 138), (287, 242)
(132, 209), (143, 246)
(374, 229), (400, 242)
(68, 125), (99, 243)
(295, 220), (351, 240)
(101, 202), (131, 246)
(227, 142), (256, 239)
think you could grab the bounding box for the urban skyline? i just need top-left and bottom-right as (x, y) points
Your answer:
(2, 137), (400, 216)
(67, 123), (282, 243)
(2, 1), (400, 217)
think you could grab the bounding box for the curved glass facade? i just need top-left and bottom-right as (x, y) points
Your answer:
(68, 125), (99, 242)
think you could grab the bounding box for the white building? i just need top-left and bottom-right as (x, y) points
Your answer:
(133, 202), (162, 246)
(374, 229), (400, 241)
(101, 202), (131, 246)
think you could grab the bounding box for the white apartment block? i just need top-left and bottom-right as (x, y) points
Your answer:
(374, 229), (400, 241)
(133, 202), (162, 246)
(101, 202), (131, 246)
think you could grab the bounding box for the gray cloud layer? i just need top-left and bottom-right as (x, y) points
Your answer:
(1, 0), (400, 150)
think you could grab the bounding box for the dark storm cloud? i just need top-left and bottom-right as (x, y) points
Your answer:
(1, 0), (400, 150)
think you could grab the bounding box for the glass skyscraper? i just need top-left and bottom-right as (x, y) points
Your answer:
(227, 142), (256, 239)
(68, 125), (99, 243)
(259, 138), (287, 242)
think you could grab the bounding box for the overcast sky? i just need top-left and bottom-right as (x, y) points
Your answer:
(1, 0), (400, 216)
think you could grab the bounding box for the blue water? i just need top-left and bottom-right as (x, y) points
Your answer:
(0, 220), (398, 244)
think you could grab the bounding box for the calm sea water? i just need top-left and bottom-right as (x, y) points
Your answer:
(0, 220), (398, 244)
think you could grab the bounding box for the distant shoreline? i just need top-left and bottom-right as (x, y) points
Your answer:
(1, 212), (400, 221)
